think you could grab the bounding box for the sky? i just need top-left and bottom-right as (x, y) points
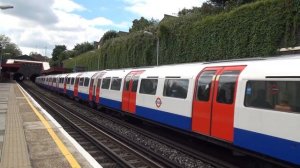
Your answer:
(0, 0), (204, 57)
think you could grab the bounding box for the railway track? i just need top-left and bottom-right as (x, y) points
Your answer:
(22, 81), (276, 168)
(22, 83), (165, 168)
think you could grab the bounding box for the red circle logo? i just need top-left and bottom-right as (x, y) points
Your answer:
(155, 97), (162, 108)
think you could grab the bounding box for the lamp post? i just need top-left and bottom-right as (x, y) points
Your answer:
(144, 31), (159, 66)
(69, 58), (77, 72)
(0, 5), (13, 80)
(0, 44), (2, 81)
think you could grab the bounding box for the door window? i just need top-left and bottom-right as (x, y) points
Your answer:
(197, 71), (216, 101)
(131, 76), (139, 92)
(216, 71), (240, 104)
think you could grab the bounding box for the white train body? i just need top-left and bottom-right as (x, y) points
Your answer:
(36, 55), (300, 165)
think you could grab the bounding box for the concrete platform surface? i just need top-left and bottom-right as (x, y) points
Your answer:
(0, 82), (101, 168)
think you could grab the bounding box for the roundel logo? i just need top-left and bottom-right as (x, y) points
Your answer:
(155, 97), (162, 108)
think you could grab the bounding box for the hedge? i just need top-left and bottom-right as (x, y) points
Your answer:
(64, 0), (300, 70)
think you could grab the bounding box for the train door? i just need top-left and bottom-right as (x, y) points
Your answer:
(121, 71), (144, 113)
(94, 72), (106, 104)
(64, 75), (69, 94)
(192, 66), (245, 142)
(74, 74), (82, 97)
(95, 78), (102, 103)
(89, 73), (98, 101)
(56, 77), (59, 91)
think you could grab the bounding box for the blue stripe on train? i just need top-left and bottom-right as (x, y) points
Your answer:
(58, 88), (64, 93)
(66, 90), (74, 97)
(96, 98), (191, 130)
(99, 97), (122, 110)
(136, 106), (191, 131)
(78, 92), (88, 101)
(234, 128), (300, 165)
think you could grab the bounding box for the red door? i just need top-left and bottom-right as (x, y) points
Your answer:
(64, 75), (69, 93)
(74, 74), (82, 97)
(122, 74), (132, 112)
(89, 78), (95, 101)
(88, 73), (98, 101)
(122, 71), (144, 113)
(192, 66), (245, 142)
(94, 72), (106, 104)
(192, 67), (223, 136)
(95, 78), (102, 103)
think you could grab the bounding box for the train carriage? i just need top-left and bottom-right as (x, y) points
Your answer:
(135, 63), (203, 131)
(65, 72), (82, 98)
(234, 57), (300, 165)
(99, 69), (132, 110)
(76, 71), (98, 101)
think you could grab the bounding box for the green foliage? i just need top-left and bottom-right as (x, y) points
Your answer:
(129, 17), (158, 33)
(0, 34), (22, 58)
(159, 0), (300, 63)
(99, 30), (118, 46)
(64, 0), (300, 71)
(73, 42), (94, 56)
(178, 3), (222, 16)
(51, 45), (67, 66)
(51, 45), (66, 61)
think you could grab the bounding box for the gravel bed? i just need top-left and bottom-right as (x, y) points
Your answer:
(71, 106), (214, 168)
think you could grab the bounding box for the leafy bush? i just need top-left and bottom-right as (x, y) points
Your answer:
(64, 0), (300, 70)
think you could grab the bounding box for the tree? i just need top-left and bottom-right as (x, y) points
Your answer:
(73, 42), (94, 56)
(51, 45), (66, 67)
(99, 30), (118, 46)
(129, 17), (157, 33)
(209, 0), (255, 8)
(0, 34), (22, 58)
(52, 45), (66, 61)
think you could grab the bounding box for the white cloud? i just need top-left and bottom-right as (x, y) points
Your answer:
(0, 0), (124, 57)
(124, 0), (205, 19)
(52, 0), (86, 12)
(0, 0), (206, 58)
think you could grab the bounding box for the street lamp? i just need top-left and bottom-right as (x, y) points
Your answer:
(89, 50), (100, 70)
(144, 31), (159, 66)
(0, 5), (14, 10)
(69, 58), (77, 72)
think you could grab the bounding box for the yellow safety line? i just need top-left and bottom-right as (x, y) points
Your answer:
(17, 84), (81, 168)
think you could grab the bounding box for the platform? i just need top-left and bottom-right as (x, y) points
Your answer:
(0, 82), (101, 168)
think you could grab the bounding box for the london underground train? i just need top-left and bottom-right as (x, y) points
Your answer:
(36, 55), (300, 166)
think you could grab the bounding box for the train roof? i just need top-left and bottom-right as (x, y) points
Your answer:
(102, 69), (132, 78)
(140, 63), (204, 79)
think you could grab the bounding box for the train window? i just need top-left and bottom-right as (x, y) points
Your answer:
(197, 71), (216, 101)
(216, 71), (240, 104)
(71, 78), (75, 85)
(97, 79), (102, 88)
(244, 81), (300, 113)
(132, 77), (139, 92)
(84, 78), (90, 87)
(163, 79), (189, 99)
(139, 79), (158, 95)
(102, 78), (111, 89)
(79, 77), (84, 86)
(124, 77), (130, 91)
(110, 78), (122, 90)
